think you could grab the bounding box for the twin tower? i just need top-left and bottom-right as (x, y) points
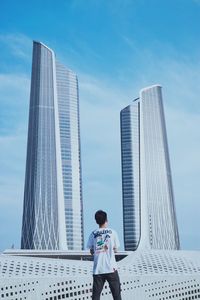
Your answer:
(21, 41), (180, 251)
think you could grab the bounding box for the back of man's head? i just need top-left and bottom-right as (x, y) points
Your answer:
(95, 210), (107, 226)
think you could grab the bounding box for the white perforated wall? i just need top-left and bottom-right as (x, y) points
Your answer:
(1, 250), (200, 299)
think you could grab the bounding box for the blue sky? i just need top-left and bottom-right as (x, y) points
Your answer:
(0, 0), (200, 251)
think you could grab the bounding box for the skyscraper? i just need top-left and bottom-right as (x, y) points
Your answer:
(120, 99), (140, 251)
(121, 85), (180, 251)
(21, 41), (84, 250)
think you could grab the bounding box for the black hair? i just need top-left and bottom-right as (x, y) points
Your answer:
(95, 210), (107, 226)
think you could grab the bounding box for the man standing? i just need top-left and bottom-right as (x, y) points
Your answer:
(87, 210), (122, 300)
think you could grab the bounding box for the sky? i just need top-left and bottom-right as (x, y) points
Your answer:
(0, 0), (200, 252)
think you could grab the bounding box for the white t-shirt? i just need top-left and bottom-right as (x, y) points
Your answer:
(87, 227), (120, 275)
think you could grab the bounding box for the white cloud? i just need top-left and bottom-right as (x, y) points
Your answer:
(0, 73), (29, 97)
(0, 73), (29, 131)
(0, 131), (26, 250)
(192, 0), (200, 4)
(165, 107), (200, 249)
(0, 33), (32, 61)
(0, 72), (29, 251)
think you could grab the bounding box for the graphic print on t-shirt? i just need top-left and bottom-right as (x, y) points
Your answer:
(94, 230), (112, 253)
(87, 227), (120, 274)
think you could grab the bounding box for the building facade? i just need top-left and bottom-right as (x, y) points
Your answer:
(121, 85), (180, 251)
(120, 99), (141, 251)
(21, 41), (84, 250)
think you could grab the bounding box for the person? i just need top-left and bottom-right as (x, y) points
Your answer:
(87, 210), (122, 300)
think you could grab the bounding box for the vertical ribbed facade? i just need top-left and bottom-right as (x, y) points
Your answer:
(56, 62), (84, 250)
(121, 85), (180, 251)
(120, 100), (140, 251)
(21, 41), (83, 250)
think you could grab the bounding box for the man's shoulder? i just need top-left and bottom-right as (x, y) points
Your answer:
(89, 228), (118, 237)
(90, 228), (98, 235)
(106, 228), (118, 234)
(88, 229), (99, 238)
(100, 228), (118, 237)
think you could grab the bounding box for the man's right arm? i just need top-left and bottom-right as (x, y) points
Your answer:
(113, 230), (120, 253)
(87, 233), (94, 255)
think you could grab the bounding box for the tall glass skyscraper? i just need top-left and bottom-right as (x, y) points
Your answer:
(121, 85), (180, 251)
(21, 41), (84, 250)
(120, 99), (140, 251)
